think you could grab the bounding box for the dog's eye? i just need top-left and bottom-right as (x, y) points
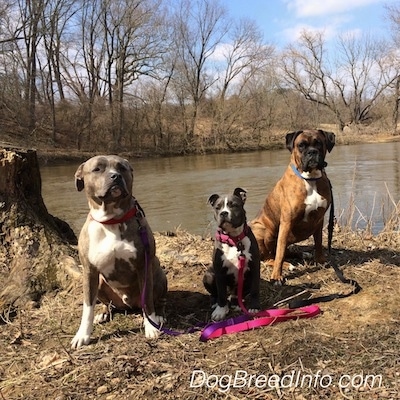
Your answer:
(314, 140), (323, 148)
(298, 141), (307, 150)
(92, 167), (101, 172)
(117, 163), (128, 172)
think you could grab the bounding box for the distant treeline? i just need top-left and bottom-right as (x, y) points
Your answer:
(1, 0), (400, 155)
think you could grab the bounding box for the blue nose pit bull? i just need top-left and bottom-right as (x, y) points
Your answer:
(203, 188), (261, 321)
(71, 155), (167, 349)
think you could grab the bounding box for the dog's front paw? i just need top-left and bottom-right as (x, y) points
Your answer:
(211, 305), (229, 321)
(271, 278), (286, 286)
(287, 262), (296, 271)
(143, 313), (164, 339)
(94, 307), (111, 324)
(247, 308), (260, 315)
(71, 332), (91, 349)
(228, 295), (240, 311)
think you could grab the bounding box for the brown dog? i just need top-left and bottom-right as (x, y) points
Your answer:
(251, 129), (335, 283)
(71, 155), (167, 349)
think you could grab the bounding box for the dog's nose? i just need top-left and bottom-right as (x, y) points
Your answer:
(111, 173), (121, 181)
(307, 148), (319, 156)
(220, 211), (229, 218)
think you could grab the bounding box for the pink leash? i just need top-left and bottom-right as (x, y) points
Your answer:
(199, 254), (321, 341)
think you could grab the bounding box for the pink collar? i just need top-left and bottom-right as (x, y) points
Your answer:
(215, 224), (248, 247)
(90, 206), (137, 225)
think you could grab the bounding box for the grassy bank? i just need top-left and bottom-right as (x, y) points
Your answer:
(0, 210), (399, 399)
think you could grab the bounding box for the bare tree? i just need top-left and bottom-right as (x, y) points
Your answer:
(17, 0), (46, 131)
(40, 0), (78, 141)
(74, 0), (106, 149)
(0, 1), (25, 123)
(211, 18), (275, 145)
(100, 0), (165, 149)
(385, 3), (400, 134)
(280, 30), (398, 131)
(170, 0), (228, 149)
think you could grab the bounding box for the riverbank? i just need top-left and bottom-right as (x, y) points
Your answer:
(36, 130), (400, 164)
(0, 224), (399, 399)
(2, 124), (400, 165)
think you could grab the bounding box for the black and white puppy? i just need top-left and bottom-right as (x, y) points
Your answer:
(203, 188), (261, 321)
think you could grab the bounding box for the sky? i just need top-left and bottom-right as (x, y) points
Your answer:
(221, 0), (397, 48)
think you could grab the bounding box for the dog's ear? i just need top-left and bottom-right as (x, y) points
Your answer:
(233, 187), (247, 203)
(321, 130), (336, 153)
(286, 130), (303, 152)
(208, 194), (220, 207)
(74, 162), (85, 192)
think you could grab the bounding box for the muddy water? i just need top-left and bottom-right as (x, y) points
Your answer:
(40, 141), (400, 236)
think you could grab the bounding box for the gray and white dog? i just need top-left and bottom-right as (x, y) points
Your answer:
(71, 155), (167, 349)
(203, 188), (261, 321)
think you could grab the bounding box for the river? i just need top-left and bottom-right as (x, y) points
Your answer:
(41, 141), (400, 236)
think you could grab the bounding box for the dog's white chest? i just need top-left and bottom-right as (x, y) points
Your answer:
(87, 221), (137, 275)
(303, 181), (327, 221)
(221, 237), (252, 278)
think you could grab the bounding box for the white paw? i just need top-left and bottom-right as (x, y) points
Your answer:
(94, 311), (110, 324)
(247, 308), (259, 315)
(302, 252), (313, 260)
(288, 263), (296, 271)
(211, 305), (229, 321)
(71, 304), (94, 349)
(143, 313), (164, 339)
(71, 331), (91, 349)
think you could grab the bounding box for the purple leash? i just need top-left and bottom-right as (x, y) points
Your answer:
(138, 218), (206, 336)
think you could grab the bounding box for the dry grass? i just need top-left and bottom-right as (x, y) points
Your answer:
(1, 211), (399, 400)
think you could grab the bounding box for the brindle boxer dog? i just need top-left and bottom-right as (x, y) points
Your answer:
(251, 129), (335, 284)
(71, 155), (167, 349)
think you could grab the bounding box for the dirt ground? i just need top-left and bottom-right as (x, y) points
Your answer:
(0, 222), (399, 400)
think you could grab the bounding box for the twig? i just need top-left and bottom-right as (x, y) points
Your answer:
(273, 289), (310, 307)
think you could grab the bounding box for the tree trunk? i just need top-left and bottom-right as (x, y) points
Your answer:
(0, 146), (79, 317)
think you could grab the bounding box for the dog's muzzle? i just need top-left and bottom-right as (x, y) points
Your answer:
(217, 210), (244, 230)
(100, 174), (129, 200)
(217, 211), (231, 227)
(302, 148), (325, 171)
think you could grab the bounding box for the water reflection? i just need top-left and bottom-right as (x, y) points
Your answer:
(40, 141), (400, 236)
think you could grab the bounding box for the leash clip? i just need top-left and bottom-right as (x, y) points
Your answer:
(237, 240), (245, 255)
(136, 208), (144, 220)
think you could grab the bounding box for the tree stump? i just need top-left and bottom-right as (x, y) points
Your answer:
(0, 146), (79, 317)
